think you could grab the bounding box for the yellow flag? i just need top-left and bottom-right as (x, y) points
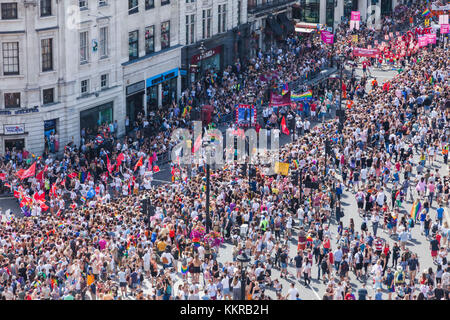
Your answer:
(275, 162), (289, 176)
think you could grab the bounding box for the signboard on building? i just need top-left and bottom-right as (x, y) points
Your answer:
(4, 124), (25, 135)
(191, 46), (222, 64)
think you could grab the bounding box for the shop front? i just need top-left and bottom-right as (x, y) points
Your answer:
(189, 45), (222, 84)
(126, 80), (146, 127)
(146, 68), (179, 111)
(80, 102), (113, 138)
(2, 124), (26, 152)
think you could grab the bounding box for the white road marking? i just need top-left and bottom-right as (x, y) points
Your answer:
(307, 283), (322, 300)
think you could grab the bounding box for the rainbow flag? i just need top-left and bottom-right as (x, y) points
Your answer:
(293, 159), (299, 169)
(421, 8), (431, 17)
(57, 223), (64, 229)
(291, 90), (312, 101)
(80, 196), (87, 203)
(410, 200), (421, 221)
(282, 83), (289, 95)
(39, 238), (44, 246)
(182, 107), (188, 118)
(192, 238), (200, 248)
(202, 185), (206, 192)
(181, 265), (189, 274)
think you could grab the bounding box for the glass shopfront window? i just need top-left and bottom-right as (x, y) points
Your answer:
(80, 102), (113, 137)
(162, 77), (177, 107)
(326, 0), (335, 28)
(147, 85), (158, 112)
(198, 53), (220, 73)
(300, 0), (320, 24)
(344, 0), (358, 19)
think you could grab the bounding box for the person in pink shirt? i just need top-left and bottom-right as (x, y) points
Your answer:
(427, 182), (435, 207)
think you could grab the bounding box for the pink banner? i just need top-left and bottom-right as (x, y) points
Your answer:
(352, 48), (380, 58)
(418, 37), (428, 47)
(321, 31), (334, 44)
(351, 11), (360, 21)
(441, 24), (449, 34)
(426, 33), (436, 44)
(439, 15), (449, 25)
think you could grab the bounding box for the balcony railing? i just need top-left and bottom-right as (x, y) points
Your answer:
(247, 0), (297, 14)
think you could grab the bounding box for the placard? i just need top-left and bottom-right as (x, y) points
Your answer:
(351, 11), (360, 21)
(418, 36), (428, 47)
(439, 15), (449, 25)
(441, 24), (449, 34)
(426, 33), (436, 44)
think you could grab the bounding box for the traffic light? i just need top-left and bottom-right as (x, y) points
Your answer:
(291, 170), (299, 186)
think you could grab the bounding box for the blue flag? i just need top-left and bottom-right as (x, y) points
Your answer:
(86, 188), (96, 199)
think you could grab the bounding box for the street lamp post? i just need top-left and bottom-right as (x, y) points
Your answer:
(236, 248), (250, 300)
(206, 162), (211, 233)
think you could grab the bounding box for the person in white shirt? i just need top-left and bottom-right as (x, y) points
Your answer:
(286, 283), (299, 300)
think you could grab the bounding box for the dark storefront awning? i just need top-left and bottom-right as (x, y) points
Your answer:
(278, 13), (295, 33)
(267, 16), (283, 37)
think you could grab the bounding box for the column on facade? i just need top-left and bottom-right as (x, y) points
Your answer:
(320, 0), (327, 26)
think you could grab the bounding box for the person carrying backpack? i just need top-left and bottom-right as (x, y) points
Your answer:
(394, 265), (405, 288)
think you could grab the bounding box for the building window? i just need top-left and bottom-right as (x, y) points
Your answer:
(129, 30), (139, 60)
(40, 0), (52, 17)
(129, 0), (138, 14)
(99, 26), (108, 57)
(218, 4), (227, 33)
(202, 9), (211, 39)
(300, 0), (320, 24)
(186, 14), (195, 45)
(326, 0), (334, 28)
(80, 31), (88, 63)
(161, 0), (170, 6)
(43, 88), (54, 104)
(185, 0), (195, 2)
(100, 74), (108, 89)
(2, 42), (19, 75)
(41, 38), (53, 72)
(161, 21), (170, 50)
(99, 0), (108, 6)
(145, 0), (154, 9)
(79, 0), (88, 9)
(237, 0), (241, 25)
(145, 26), (154, 54)
(4, 93), (20, 108)
(1, 3), (18, 19)
(81, 79), (89, 95)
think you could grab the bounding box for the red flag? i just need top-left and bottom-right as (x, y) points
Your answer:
(36, 170), (44, 181)
(68, 172), (78, 179)
(95, 186), (100, 195)
(134, 156), (143, 172)
(0, 173), (6, 181)
(106, 154), (114, 173)
(116, 153), (125, 171)
(50, 183), (57, 198)
(16, 169), (25, 179)
(281, 116), (290, 135)
(33, 191), (45, 203)
(86, 172), (91, 182)
(153, 165), (160, 173)
(20, 162), (36, 180)
(192, 134), (202, 153)
(40, 203), (49, 212)
(13, 190), (21, 199)
(70, 203), (77, 210)
(43, 164), (48, 172)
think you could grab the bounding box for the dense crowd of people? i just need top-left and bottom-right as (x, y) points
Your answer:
(0, 1), (449, 300)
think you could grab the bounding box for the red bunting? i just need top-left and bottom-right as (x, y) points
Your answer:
(281, 116), (290, 135)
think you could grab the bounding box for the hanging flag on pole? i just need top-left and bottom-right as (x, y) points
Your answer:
(281, 116), (290, 135)
(134, 156), (143, 172)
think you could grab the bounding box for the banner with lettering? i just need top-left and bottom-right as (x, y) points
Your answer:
(439, 15), (449, 25)
(352, 48), (380, 58)
(441, 24), (449, 34)
(426, 33), (436, 44)
(270, 92), (291, 107)
(321, 31), (334, 44)
(418, 36), (428, 47)
(351, 11), (360, 21)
